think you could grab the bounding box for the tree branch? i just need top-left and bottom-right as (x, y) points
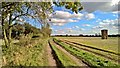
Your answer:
(2, 3), (15, 8)
(12, 6), (30, 21)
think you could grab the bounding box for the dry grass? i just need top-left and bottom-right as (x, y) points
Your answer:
(0, 39), (4, 45)
(2, 37), (49, 66)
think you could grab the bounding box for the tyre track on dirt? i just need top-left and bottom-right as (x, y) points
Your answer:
(51, 39), (88, 67)
(53, 39), (93, 67)
(62, 40), (119, 62)
(48, 40), (64, 68)
(46, 43), (57, 67)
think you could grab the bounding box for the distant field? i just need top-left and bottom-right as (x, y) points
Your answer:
(55, 37), (119, 53)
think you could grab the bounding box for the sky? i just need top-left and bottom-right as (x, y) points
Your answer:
(47, 1), (120, 35)
(12, 0), (119, 35)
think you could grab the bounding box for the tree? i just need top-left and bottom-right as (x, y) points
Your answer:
(23, 23), (40, 36)
(2, 2), (31, 46)
(1, 2), (83, 47)
(12, 22), (41, 39)
(41, 23), (52, 37)
(53, 2), (83, 14)
(12, 23), (25, 38)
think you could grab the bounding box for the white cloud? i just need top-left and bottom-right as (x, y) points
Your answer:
(85, 13), (95, 20)
(113, 14), (117, 17)
(48, 11), (84, 26)
(54, 30), (58, 32)
(52, 26), (86, 35)
(112, 11), (120, 14)
(103, 19), (111, 23)
(52, 19), (119, 35)
(92, 26), (104, 29)
(96, 19), (102, 22)
(111, 0), (119, 6)
(52, 23), (65, 26)
(73, 26), (80, 28)
(52, 11), (84, 19)
(72, 13), (84, 20)
(53, 29), (65, 34)
(52, 11), (95, 20)
(99, 22), (106, 25)
(79, 28), (85, 31)
(50, 18), (78, 26)
(53, 11), (72, 19)
(99, 19), (119, 28)
(90, 18), (119, 35)
(82, 24), (91, 27)
(67, 29), (73, 32)
(49, 11), (95, 26)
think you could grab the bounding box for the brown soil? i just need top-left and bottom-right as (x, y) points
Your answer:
(46, 43), (57, 67)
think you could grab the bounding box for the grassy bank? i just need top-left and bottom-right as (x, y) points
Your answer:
(2, 34), (49, 66)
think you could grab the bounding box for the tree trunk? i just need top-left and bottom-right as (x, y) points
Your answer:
(2, 17), (9, 47)
(8, 26), (12, 45)
(8, 13), (13, 45)
(3, 29), (8, 47)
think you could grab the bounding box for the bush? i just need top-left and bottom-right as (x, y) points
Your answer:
(18, 33), (33, 46)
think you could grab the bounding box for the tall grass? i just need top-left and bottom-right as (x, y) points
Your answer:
(2, 34), (48, 66)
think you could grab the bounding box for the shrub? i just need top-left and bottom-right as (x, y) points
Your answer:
(18, 33), (33, 46)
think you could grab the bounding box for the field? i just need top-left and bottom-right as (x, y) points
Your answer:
(55, 37), (119, 53)
(47, 37), (119, 67)
(2, 37), (120, 67)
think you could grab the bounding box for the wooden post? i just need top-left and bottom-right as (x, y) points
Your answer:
(101, 30), (108, 39)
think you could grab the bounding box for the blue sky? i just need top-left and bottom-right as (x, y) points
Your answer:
(20, 1), (119, 35)
(48, 2), (119, 35)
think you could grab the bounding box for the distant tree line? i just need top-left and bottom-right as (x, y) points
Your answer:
(52, 34), (120, 37)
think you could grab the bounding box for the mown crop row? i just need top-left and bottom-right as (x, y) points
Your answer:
(63, 40), (120, 56)
(62, 40), (118, 63)
(48, 40), (79, 67)
(53, 38), (120, 67)
(56, 37), (119, 54)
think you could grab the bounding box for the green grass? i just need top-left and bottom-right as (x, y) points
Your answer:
(54, 38), (120, 67)
(50, 40), (79, 66)
(67, 43), (118, 63)
(55, 37), (119, 53)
